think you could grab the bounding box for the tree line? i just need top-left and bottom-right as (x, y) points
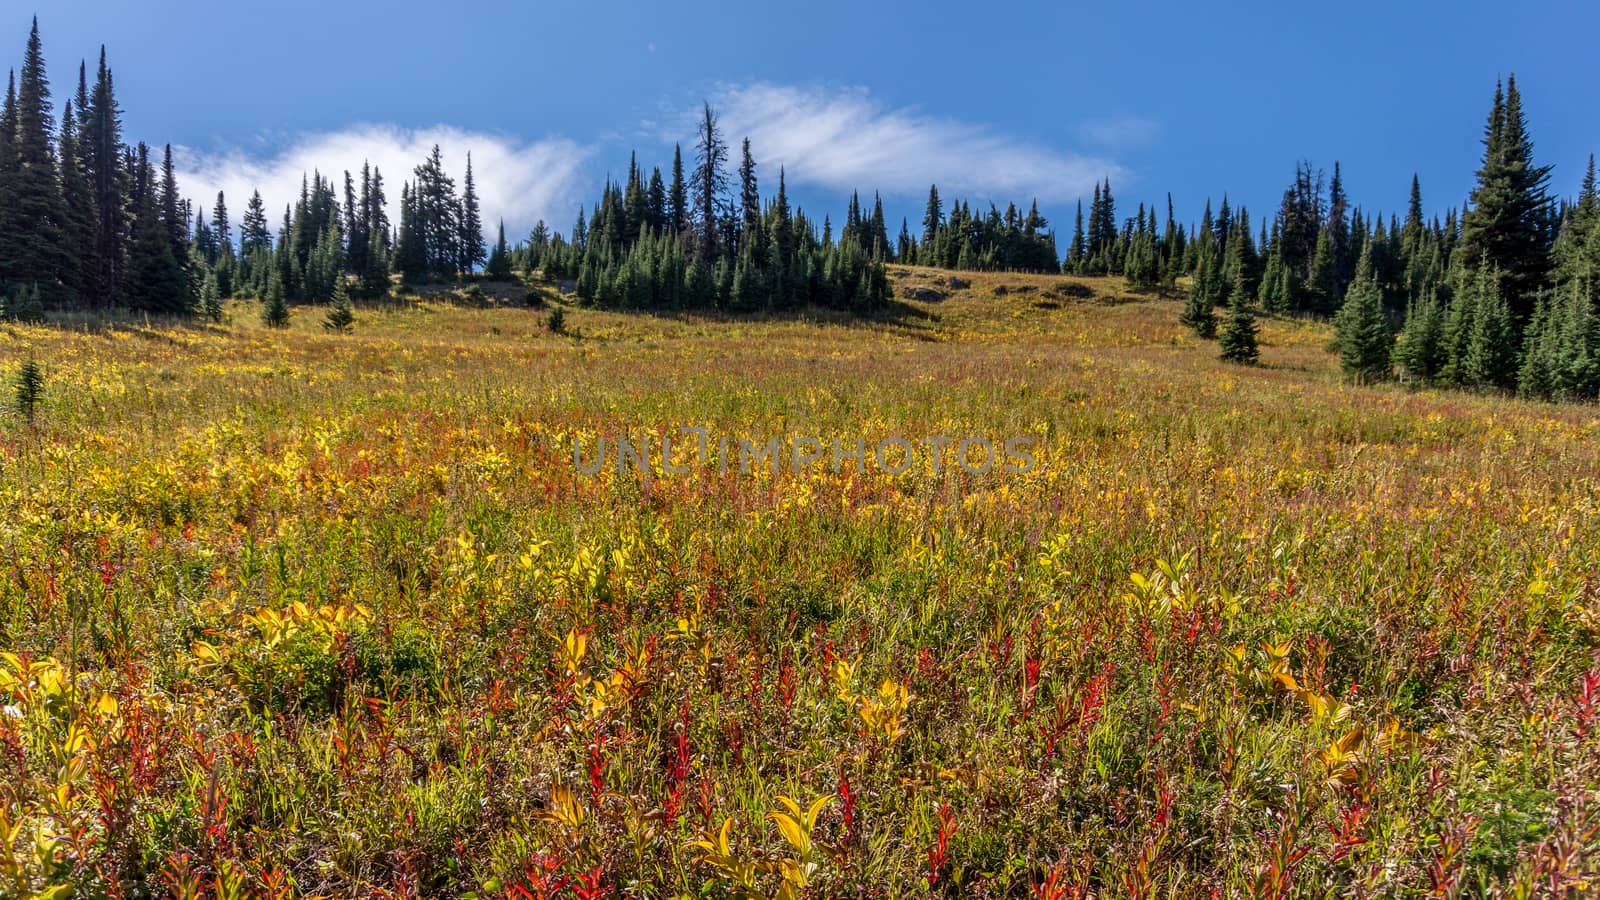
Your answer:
(1166, 74), (1600, 402)
(4, 18), (1599, 404)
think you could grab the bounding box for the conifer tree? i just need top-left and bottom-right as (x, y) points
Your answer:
(1459, 266), (1516, 388)
(922, 185), (943, 248)
(323, 278), (354, 333)
(261, 266), (289, 327)
(200, 269), (223, 322)
(1218, 278), (1259, 364)
(668, 144), (688, 238)
(1335, 262), (1392, 383)
(1459, 76), (1554, 318)
(83, 47), (126, 307)
(458, 151), (485, 275)
(1395, 291), (1447, 381)
(1307, 230), (1337, 314)
(692, 105), (727, 260)
(123, 144), (189, 313)
(57, 99), (94, 304)
(1180, 251), (1219, 338)
(485, 220), (512, 280)
(738, 138), (759, 248)
(13, 356), (44, 423)
(3, 19), (70, 300)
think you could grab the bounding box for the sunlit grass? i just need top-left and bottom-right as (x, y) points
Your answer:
(1, 271), (1597, 897)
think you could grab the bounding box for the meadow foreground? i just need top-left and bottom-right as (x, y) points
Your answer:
(2, 271), (1599, 897)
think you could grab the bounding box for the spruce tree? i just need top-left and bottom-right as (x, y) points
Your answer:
(323, 278), (354, 333)
(1335, 271), (1392, 382)
(692, 104), (727, 260)
(200, 270), (223, 322)
(485, 220), (512, 280)
(1395, 291), (1447, 381)
(1462, 266), (1517, 388)
(738, 138), (759, 247)
(83, 47), (126, 307)
(57, 99), (94, 305)
(3, 19), (70, 300)
(1180, 256), (1218, 338)
(261, 266), (290, 327)
(124, 144), (189, 314)
(458, 151), (485, 275)
(1218, 278), (1259, 364)
(1459, 76), (1554, 318)
(13, 356), (44, 423)
(668, 143), (688, 238)
(359, 228), (391, 300)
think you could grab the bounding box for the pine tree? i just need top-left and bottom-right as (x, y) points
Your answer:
(1335, 268), (1392, 382)
(1459, 76), (1554, 319)
(123, 144), (189, 314)
(200, 269), (223, 322)
(57, 99), (94, 304)
(692, 106), (727, 260)
(323, 278), (354, 333)
(922, 185), (943, 248)
(1395, 291), (1447, 381)
(83, 47), (126, 307)
(3, 19), (70, 300)
(1180, 255), (1218, 338)
(359, 228), (391, 300)
(1218, 279), (1259, 364)
(485, 220), (512, 280)
(261, 266), (290, 327)
(738, 138), (759, 248)
(1307, 229), (1337, 314)
(159, 144), (192, 301)
(1461, 266), (1517, 388)
(13, 356), (44, 423)
(458, 151), (485, 275)
(668, 143), (688, 238)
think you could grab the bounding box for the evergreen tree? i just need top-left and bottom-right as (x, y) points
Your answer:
(123, 144), (188, 313)
(261, 265), (289, 327)
(922, 185), (943, 248)
(1335, 264), (1392, 382)
(199, 269), (223, 322)
(1395, 291), (1447, 381)
(57, 98), (94, 304)
(323, 278), (354, 333)
(1459, 76), (1554, 318)
(1459, 266), (1517, 388)
(485, 220), (512, 280)
(668, 143), (688, 238)
(359, 228), (391, 300)
(692, 105), (727, 260)
(458, 151), (485, 274)
(2, 19), (70, 300)
(1180, 251), (1219, 338)
(1218, 278), (1259, 364)
(12, 356), (44, 423)
(738, 138), (759, 248)
(83, 47), (126, 307)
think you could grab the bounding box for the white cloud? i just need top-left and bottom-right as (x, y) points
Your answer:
(174, 125), (592, 241)
(677, 83), (1124, 204)
(1076, 115), (1160, 150)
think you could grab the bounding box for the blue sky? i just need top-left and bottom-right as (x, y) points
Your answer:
(17, 1), (1600, 243)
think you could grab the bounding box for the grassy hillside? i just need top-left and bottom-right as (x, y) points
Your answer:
(1, 271), (1597, 897)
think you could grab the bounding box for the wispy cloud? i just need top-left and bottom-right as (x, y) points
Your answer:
(174, 125), (592, 240)
(1076, 114), (1160, 150)
(668, 83), (1124, 203)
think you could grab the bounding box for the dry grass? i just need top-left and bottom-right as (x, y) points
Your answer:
(1, 271), (1597, 897)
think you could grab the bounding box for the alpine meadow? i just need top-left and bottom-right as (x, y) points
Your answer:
(3, 7), (1600, 899)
